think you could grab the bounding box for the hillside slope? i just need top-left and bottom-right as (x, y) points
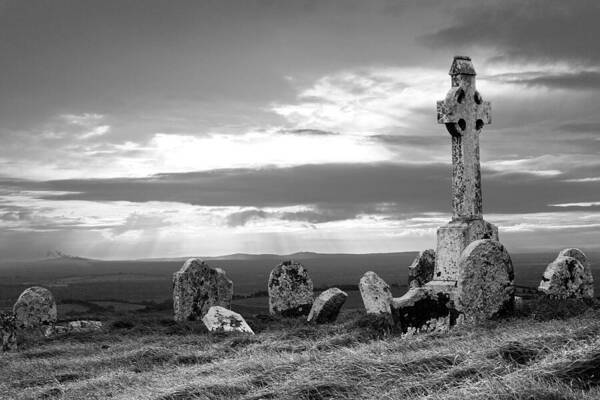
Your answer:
(2, 304), (600, 400)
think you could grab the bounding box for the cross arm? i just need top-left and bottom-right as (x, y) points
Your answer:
(476, 101), (492, 125)
(436, 87), (463, 124)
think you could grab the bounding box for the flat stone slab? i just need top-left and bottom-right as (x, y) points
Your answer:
(539, 251), (591, 299)
(392, 287), (458, 334)
(307, 287), (348, 324)
(202, 306), (254, 334)
(13, 286), (57, 330)
(359, 271), (393, 317)
(408, 249), (436, 288)
(173, 258), (233, 322)
(268, 261), (314, 317)
(456, 239), (514, 322)
(45, 320), (104, 337)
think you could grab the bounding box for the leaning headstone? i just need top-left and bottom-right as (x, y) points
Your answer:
(307, 288), (348, 324)
(556, 248), (594, 298)
(408, 249), (436, 288)
(538, 254), (589, 299)
(202, 306), (254, 334)
(456, 239), (514, 322)
(0, 312), (17, 351)
(268, 261), (314, 317)
(13, 286), (57, 331)
(173, 259), (233, 322)
(359, 271), (393, 317)
(392, 288), (458, 334)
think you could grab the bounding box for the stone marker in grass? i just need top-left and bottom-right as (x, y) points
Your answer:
(268, 260), (314, 317)
(173, 258), (233, 322)
(13, 286), (57, 332)
(359, 271), (393, 319)
(539, 248), (593, 299)
(408, 249), (436, 288)
(202, 306), (254, 334)
(307, 287), (348, 324)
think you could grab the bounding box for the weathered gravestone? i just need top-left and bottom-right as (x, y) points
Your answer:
(408, 249), (436, 288)
(268, 261), (314, 317)
(13, 286), (57, 331)
(202, 306), (254, 334)
(307, 287), (348, 324)
(392, 56), (514, 330)
(538, 248), (593, 299)
(0, 312), (17, 351)
(359, 271), (393, 319)
(456, 239), (514, 322)
(173, 258), (233, 322)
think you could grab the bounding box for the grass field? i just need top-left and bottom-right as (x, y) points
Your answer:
(2, 299), (600, 400)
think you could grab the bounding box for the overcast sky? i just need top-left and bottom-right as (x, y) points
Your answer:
(1, 0), (599, 259)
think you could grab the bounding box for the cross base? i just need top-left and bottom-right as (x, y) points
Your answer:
(434, 218), (499, 282)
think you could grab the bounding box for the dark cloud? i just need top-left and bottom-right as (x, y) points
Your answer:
(558, 122), (600, 133)
(282, 129), (339, 136)
(490, 71), (600, 91)
(420, 1), (600, 64)
(225, 204), (375, 226)
(5, 162), (600, 218)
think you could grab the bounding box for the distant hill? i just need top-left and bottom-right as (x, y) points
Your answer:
(1, 250), (598, 310)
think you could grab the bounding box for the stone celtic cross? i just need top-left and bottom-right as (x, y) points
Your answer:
(437, 56), (491, 220)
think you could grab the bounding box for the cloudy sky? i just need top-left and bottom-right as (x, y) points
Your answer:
(1, 0), (599, 260)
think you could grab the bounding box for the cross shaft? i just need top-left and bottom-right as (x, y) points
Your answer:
(437, 56), (491, 220)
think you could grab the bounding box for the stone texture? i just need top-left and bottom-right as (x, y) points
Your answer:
(307, 288), (348, 324)
(408, 249), (436, 288)
(359, 271), (393, 318)
(13, 286), (57, 330)
(202, 306), (254, 334)
(392, 287), (459, 334)
(173, 258), (233, 322)
(538, 254), (590, 299)
(0, 312), (17, 352)
(435, 218), (498, 281)
(437, 55), (491, 220)
(556, 248), (594, 298)
(268, 260), (314, 317)
(44, 320), (104, 337)
(456, 239), (514, 322)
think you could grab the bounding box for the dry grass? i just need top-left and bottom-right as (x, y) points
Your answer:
(2, 306), (600, 400)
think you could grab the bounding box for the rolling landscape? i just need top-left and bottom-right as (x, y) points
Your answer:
(1, 250), (600, 399)
(2, 1), (600, 399)
(2, 251), (598, 317)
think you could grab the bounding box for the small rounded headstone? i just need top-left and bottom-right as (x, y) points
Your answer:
(307, 287), (348, 324)
(268, 260), (314, 317)
(359, 271), (393, 316)
(456, 240), (514, 322)
(173, 259), (233, 322)
(0, 312), (17, 351)
(13, 286), (57, 330)
(538, 253), (589, 299)
(202, 306), (254, 334)
(408, 249), (435, 288)
(556, 248), (594, 298)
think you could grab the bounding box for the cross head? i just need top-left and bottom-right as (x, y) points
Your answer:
(437, 56), (491, 220)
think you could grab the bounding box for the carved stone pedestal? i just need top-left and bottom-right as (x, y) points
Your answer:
(434, 218), (498, 281)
